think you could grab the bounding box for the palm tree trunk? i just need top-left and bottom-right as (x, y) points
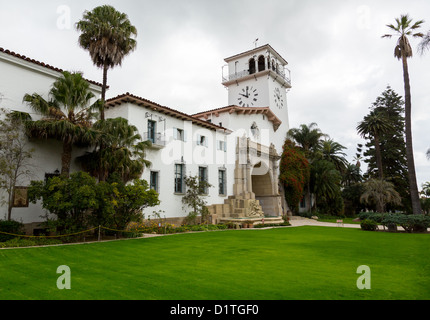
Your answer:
(100, 63), (108, 121)
(61, 140), (73, 178)
(402, 55), (422, 214)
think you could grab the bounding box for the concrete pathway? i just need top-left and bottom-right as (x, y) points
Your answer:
(288, 216), (430, 232)
(288, 217), (361, 229)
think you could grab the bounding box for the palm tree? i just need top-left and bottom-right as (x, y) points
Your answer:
(287, 123), (327, 212)
(76, 5), (137, 121)
(360, 178), (402, 213)
(357, 110), (392, 179)
(318, 139), (348, 173)
(311, 159), (342, 206)
(287, 122), (327, 159)
(23, 71), (98, 177)
(382, 14), (424, 214)
(78, 117), (151, 183)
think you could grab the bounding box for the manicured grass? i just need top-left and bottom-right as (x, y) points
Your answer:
(0, 226), (429, 300)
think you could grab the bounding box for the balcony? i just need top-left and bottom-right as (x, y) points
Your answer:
(142, 132), (166, 149)
(222, 67), (291, 88)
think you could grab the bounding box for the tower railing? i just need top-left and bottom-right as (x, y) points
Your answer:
(222, 68), (291, 86)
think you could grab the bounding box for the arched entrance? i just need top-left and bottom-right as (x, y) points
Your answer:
(251, 162), (278, 216)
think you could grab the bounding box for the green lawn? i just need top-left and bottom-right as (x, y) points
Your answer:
(0, 226), (429, 300)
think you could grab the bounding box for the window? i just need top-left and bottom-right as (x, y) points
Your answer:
(218, 169), (226, 195)
(148, 120), (156, 143)
(217, 140), (227, 152)
(249, 58), (256, 75)
(199, 166), (208, 194)
(197, 135), (207, 147)
(258, 55), (265, 72)
(174, 164), (185, 193)
(173, 128), (186, 142)
(150, 171), (159, 193)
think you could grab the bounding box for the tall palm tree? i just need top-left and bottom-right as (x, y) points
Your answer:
(357, 110), (392, 179)
(78, 117), (151, 183)
(23, 71), (98, 177)
(76, 5), (137, 121)
(382, 14), (424, 214)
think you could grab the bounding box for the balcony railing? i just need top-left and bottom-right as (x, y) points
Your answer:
(222, 68), (291, 86)
(143, 132), (166, 148)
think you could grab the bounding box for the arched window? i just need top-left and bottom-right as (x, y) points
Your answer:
(271, 59), (276, 71)
(258, 55), (265, 72)
(249, 58), (256, 75)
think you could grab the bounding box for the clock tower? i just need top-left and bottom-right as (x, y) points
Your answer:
(221, 44), (292, 151)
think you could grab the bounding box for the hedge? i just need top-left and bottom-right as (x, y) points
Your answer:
(358, 212), (430, 233)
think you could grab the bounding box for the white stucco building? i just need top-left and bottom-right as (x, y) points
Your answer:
(0, 44), (292, 232)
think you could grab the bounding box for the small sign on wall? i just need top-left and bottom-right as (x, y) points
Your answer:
(13, 186), (29, 208)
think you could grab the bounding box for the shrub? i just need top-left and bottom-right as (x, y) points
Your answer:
(381, 213), (402, 232)
(360, 219), (378, 231)
(0, 220), (24, 242)
(399, 215), (430, 233)
(359, 212), (383, 223)
(0, 237), (62, 248)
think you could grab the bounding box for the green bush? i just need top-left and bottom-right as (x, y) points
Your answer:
(359, 212), (384, 223)
(360, 219), (378, 231)
(0, 220), (24, 242)
(0, 237), (62, 248)
(398, 215), (430, 233)
(381, 213), (402, 231)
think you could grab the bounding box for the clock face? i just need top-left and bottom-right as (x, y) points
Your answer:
(273, 87), (284, 109)
(237, 85), (258, 107)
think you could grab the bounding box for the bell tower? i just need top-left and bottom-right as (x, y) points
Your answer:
(221, 44), (292, 140)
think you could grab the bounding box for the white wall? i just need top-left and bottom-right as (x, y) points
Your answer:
(0, 53), (102, 223)
(106, 102), (235, 220)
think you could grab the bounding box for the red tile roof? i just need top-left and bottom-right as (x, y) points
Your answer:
(0, 47), (105, 88)
(193, 105), (282, 129)
(105, 92), (230, 132)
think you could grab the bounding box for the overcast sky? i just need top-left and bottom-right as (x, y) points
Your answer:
(1, 0), (429, 187)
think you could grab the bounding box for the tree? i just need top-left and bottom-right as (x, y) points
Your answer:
(358, 87), (410, 212)
(287, 123), (326, 212)
(76, 5), (137, 121)
(357, 110), (392, 179)
(0, 109), (34, 220)
(23, 71), (98, 177)
(382, 14), (424, 214)
(94, 177), (160, 231)
(181, 175), (213, 224)
(317, 139), (348, 174)
(279, 139), (310, 213)
(78, 117), (151, 183)
(360, 178), (402, 213)
(28, 171), (99, 232)
(287, 122), (327, 159)
(28, 171), (159, 233)
(310, 159), (344, 215)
